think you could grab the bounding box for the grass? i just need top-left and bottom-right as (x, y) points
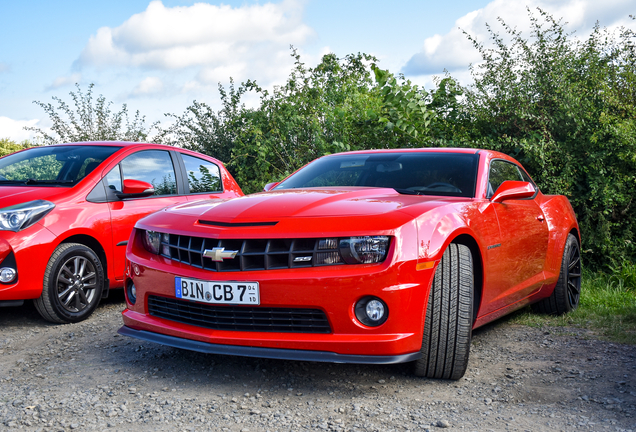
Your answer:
(509, 265), (636, 345)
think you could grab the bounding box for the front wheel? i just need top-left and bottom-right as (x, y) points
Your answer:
(34, 243), (105, 323)
(413, 243), (474, 380)
(531, 234), (581, 315)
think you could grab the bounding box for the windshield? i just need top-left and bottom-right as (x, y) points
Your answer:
(0, 145), (122, 186)
(275, 152), (480, 198)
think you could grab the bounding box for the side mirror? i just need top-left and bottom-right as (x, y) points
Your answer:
(116, 179), (155, 199)
(491, 180), (536, 203)
(263, 182), (279, 192)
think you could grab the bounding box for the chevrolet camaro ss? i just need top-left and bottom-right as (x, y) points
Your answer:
(119, 148), (581, 379)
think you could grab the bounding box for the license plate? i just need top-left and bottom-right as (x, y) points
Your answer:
(175, 277), (259, 305)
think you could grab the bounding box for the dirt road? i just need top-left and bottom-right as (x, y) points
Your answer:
(1, 293), (635, 431)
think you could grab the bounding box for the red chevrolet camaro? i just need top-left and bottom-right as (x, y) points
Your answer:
(0, 142), (242, 323)
(119, 148), (581, 379)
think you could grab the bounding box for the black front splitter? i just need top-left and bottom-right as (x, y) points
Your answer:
(118, 326), (421, 365)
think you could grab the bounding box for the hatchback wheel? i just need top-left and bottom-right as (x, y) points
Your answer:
(34, 243), (105, 323)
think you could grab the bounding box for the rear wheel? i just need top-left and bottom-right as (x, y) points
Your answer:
(531, 234), (581, 315)
(34, 243), (105, 323)
(413, 243), (473, 380)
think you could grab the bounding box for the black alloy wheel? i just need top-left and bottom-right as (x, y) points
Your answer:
(34, 243), (105, 323)
(55, 254), (98, 313)
(531, 234), (581, 315)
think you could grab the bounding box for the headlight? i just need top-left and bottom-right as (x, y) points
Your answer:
(0, 200), (55, 232)
(143, 230), (162, 254)
(339, 236), (390, 264)
(142, 230), (171, 256)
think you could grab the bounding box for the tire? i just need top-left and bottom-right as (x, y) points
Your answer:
(413, 243), (474, 380)
(531, 234), (581, 315)
(34, 243), (105, 324)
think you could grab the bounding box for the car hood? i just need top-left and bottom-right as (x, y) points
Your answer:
(166, 188), (466, 222)
(0, 186), (69, 208)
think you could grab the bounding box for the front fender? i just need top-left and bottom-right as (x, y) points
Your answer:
(415, 202), (487, 263)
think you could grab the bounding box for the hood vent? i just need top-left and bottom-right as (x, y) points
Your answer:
(199, 220), (279, 227)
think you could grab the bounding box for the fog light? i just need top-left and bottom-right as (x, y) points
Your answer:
(0, 267), (16, 283)
(366, 300), (385, 321)
(127, 280), (137, 305)
(355, 296), (388, 327)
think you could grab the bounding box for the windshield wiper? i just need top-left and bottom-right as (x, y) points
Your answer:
(24, 179), (74, 185)
(393, 188), (424, 195)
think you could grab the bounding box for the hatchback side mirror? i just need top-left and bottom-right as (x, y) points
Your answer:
(116, 179), (155, 199)
(491, 180), (536, 203)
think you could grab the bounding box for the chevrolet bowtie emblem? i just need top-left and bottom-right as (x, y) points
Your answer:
(203, 247), (239, 262)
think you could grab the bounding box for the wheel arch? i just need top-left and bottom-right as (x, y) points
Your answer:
(57, 234), (109, 287)
(451, 233), (483, 324)
(569, 227), (581, 245)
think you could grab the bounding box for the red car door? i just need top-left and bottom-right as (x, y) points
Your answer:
(105, 149), (188, 282)
(482, 160), (549, 313)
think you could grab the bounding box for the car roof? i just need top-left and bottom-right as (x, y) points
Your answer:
(327, 148), (482, 156)
(51, 141), (165, 148)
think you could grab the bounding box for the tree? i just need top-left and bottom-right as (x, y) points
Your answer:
(28, 83), (155, 144)
(0, 138), (31, 157)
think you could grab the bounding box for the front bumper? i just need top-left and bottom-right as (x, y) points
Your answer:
(0, 224), (57, 300)
(121, 233), (436, 359)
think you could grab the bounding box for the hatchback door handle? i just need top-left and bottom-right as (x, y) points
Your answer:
(537, 215), (545, 222)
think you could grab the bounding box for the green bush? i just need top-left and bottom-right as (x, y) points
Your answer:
(438, 10), (636, 269)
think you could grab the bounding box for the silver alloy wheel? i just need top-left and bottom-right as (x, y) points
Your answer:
(56, 255), (97, 313)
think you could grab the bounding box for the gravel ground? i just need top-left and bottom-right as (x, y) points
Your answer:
(1, 292), (635, 432)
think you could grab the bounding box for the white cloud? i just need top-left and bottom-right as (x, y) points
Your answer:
(76, 0), (315, 86)
(0, 63), (9, 73)
(47, 73), (82, 90)
(0, 117), (43, 142)
(403, 0), (635, 76)
(130, 77), (164, 97)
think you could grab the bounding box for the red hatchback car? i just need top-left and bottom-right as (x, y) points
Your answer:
(0, 142), (242, 323)
(120, 148), (580, 379)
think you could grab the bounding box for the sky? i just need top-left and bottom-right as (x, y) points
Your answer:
(0, 0), (633, 142)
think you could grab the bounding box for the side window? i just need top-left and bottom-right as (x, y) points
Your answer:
(181, 154), (222, 193)
(105, 165), (123, 193)
(121, 150), (177, 196)
(488, 160), (524, 198)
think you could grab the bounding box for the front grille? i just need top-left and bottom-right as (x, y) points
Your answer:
(148, 295), (331, 333)
(161, 235), (343, 272)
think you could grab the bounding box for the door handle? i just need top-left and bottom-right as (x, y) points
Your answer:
(537, 215), (545, 222)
